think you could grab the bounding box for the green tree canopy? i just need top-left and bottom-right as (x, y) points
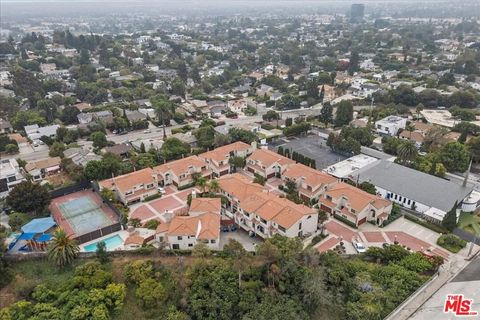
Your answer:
(335, 101), (354, 126)
(6, 181), (51, 215)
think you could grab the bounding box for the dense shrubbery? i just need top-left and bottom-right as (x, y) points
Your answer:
(437, 234), (467, 253)
(2, 237), (440, 320)
(0, 261), (126, 319)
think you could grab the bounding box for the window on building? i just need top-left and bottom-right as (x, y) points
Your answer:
(299, 222), (302, 230)
(211, 240), (216, 244)
(278, 225), (286, 232)
(177, 236), (183, 240)
(188, 243), (193, 247)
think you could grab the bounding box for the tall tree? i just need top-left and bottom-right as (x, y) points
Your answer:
(439, 142), (470, 172)
(334, 101), (354, 127)
(397, 141), (418, 165)
(160, 137), (190, 161)
(151, 95), (173, 138)
(223, 239), (251, 288)
(6, 181), (51, 215)
(442, 202), (458, 232)
(47, 228), (79, 268)
(319, 102), (333, 126)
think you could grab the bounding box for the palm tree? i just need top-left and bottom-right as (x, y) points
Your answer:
(196, 176), (208, 193)
(397, 141), (418, 165)
(208, 179), (220, 194)
(151, 96), (173, 138)
(47, 228), (79, 268)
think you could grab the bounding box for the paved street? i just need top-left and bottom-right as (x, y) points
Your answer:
(409, 257), (480, 320)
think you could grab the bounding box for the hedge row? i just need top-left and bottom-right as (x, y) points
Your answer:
(333, 214), (358, 229)
(143, 193), (162, 202)
(404, 214), (449, 234)
(177, 182), (196, 191)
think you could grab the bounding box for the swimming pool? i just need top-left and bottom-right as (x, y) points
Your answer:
(83, 234), (124, 252)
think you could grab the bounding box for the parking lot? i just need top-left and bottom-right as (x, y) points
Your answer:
(269, 135), (347, 169)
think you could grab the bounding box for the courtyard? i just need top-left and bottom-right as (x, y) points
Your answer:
(129, 187), (199, 224)
(219, 229), (262, 252)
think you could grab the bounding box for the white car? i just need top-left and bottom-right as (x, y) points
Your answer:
(143, 129), (151, 133)
(157, 187), (166, 194)
(353, 240), (367, 253)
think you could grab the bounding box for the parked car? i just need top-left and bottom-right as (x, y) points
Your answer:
(353, 239), (367, 253)
(157, 187), (166, 194)
(143, 129), (151, 133)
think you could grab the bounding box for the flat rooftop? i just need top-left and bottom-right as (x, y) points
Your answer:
(324, 154), (379, 179)
(354, 160), (474, 212)
(421, 109), (480, 128)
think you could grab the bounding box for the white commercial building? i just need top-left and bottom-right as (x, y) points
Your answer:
(352, 160), (475, 223)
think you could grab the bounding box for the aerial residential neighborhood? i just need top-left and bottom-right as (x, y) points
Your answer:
(0, 0), (480, 319)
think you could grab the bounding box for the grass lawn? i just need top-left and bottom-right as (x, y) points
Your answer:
(458, 212), (480, 236)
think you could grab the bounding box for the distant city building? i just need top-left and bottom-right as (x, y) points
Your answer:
(350, 4), (365, 22)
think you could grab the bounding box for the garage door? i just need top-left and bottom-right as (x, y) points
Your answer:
(357, 217), (366, 226)
(320, 205), (332, 213)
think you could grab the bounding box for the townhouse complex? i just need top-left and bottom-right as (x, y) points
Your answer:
(98, 142), (396, 241)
